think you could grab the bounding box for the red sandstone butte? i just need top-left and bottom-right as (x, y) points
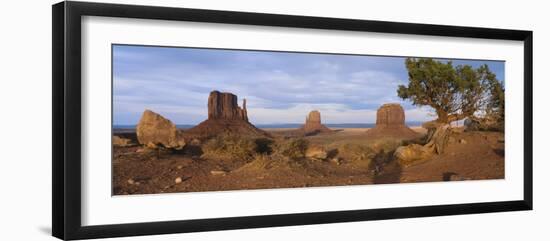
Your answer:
(365, 103), (419, 139)
(184, 91), (268, 139)
(300, 110), (332, 135)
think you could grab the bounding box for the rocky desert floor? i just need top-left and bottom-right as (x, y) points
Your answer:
(112, 127), (504, 195)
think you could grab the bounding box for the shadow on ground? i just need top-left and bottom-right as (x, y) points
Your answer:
(369, 150), (402, 184)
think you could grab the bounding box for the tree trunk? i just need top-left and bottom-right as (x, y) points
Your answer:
(435, 109), (449, 123)
(394, 123), (452, 166)
(424, 124), (451, 154)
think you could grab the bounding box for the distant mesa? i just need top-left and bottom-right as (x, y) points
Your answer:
(136, 109), (186, 149)
(300, 110), (332, 135)
(365, 103), (419, 139)
(184, 91), (269, 139)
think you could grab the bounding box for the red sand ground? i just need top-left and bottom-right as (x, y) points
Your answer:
(112, 128), (504, 195)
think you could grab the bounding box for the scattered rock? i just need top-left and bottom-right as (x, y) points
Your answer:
(365, 103), (419, 139)
(330, 158), (341, 165)
(210, 170), (227, 176)
(305, 146), (328, 160)
(136, 110), (186, 150)
(464, 118), (480, 132)
(127, 179), (135, 185)
(113, 135), (132, 147)
(174, 177), (183, 184)
(190, 138), (201, 145)
(300, 110), (332, 135)
(464, 117), (504, 132)
(459, 139), (467, 144)
(177, 165), (183, 169)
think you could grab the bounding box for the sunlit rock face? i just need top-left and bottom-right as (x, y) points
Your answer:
(184, 91), (268, 139)
(366, 103), (419, 140)
(301, 110), (332, 135)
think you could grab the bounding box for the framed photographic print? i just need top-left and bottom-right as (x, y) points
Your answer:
(52, 1), (533, 240)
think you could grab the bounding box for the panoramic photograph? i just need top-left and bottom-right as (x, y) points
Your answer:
(111, 44), (505, 195)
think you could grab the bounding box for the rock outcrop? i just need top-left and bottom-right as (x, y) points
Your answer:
(136, 110), (186, 149)
(184, 91), (268, 139)
(300, 110), (332, 135)
(365, 103), (419, 139)
(305, 145), (328, 160)
(208, 91), (248, 121)
(394, 123), (451, 166)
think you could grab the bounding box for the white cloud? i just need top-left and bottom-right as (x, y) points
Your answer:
(112, 46), (435, 125)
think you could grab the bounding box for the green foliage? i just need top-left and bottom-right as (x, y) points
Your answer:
(254, 138), (274, 154)
(201, 133), (257, 161)
(397, 58), (503, 123)
(487, 76), (505, 122)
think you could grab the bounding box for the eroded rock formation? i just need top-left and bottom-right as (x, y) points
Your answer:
(365, 103), (419, 139)
(394, 122), (451, 167)
(208, 91), (248, 121)
(136, 110), (186, 149)
(300, 110), (332, 135)
(184, 91), (268, 139)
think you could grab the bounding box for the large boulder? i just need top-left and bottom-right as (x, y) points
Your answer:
(365, 103), (419, 139)
(136, 110), (186, 149)
(184, 91), (269, 139)
(305, 145), (328, 160)
(300, 110), (332, 135)
(394, 144), (431, 167)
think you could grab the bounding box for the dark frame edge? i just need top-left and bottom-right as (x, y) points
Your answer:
(74, 201), (530, 240)
(52, 1), (534, 240)
(52, 1), (66, 240)
(523, 31), (533, 210)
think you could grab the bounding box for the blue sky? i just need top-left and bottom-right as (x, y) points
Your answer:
(113, 45), (504, 125)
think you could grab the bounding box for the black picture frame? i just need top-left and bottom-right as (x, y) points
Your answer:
(52, 1), (533, 240)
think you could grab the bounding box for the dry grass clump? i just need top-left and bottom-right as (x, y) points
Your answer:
(201, 133), (257, 161)
(367, 138), (404, 153)
(274, 138), (309, 160)
(235, 138), (310, 172)
(201, 134), (310, 168)
(337, 143), (375, 162)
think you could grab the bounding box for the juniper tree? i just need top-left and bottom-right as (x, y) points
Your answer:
(397, 58), (503, 124)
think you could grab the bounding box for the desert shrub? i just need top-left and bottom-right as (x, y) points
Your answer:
(240, 154), (277, 171)
(368, 138), (404, 153)
(201, 133), (257, 161)
(338, 143), (375, 162)
(275, 138), (309, 160)
(255, 138), (274, 154)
